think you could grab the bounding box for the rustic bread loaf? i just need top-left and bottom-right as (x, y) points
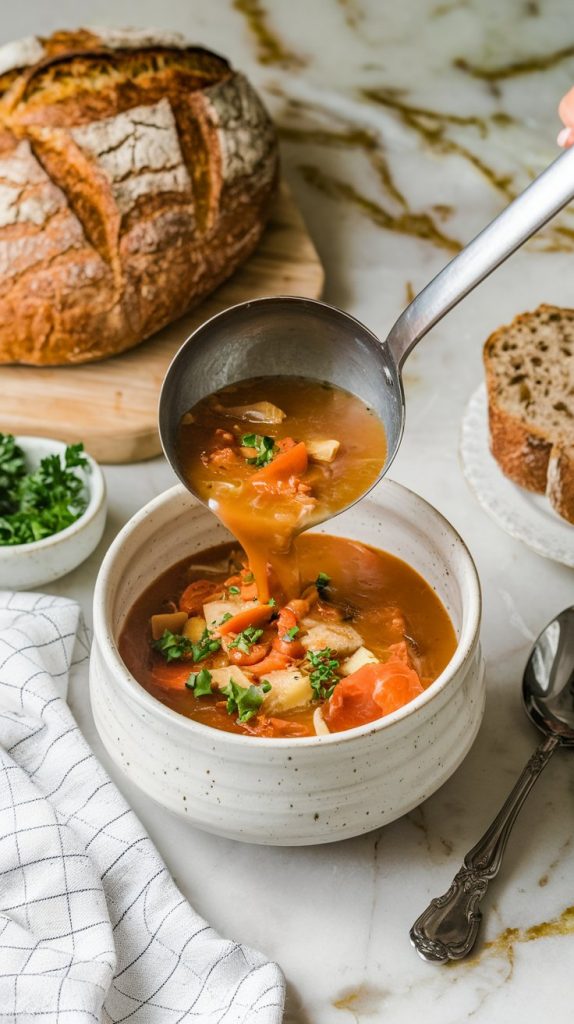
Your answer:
(0, 27), (279, 364)
(483, 304), (574, 524)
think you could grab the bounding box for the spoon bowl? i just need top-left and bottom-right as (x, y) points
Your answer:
(523, 605), (574, 745)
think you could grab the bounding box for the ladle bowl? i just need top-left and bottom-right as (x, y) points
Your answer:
(160, 142), (574, 507)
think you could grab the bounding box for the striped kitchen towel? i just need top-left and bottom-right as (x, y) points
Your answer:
(0, 591), (285, 1023)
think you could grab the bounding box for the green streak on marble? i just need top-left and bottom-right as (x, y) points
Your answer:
(298, 163), (461, 252)
(455, 44), (574, 81)
(232, 0), (303, 67)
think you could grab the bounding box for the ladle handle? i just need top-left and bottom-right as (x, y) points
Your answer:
(386, 144), (574, 367)
(410, 733), (559, 963)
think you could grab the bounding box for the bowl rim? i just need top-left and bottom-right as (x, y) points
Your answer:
(93, 480), (482, 749)
(0, 435), (106, 557)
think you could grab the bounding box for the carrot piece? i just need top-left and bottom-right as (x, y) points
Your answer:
(251, 441), (308, 484)
(150, 661), (193, 693)
(277, 607), (298, 638)
(244, 714), (312, 738)
(179, 580), (222, 616)
(218, 603), (274, 635)
(248, 651), (291, 676)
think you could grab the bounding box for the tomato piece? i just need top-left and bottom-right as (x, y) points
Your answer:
(372, 659), (424, 715)
(272, 635), (306, 659)
(324, 658), (424, 731)
(179, 580), (222, 616)
(228, 642), (270, 666)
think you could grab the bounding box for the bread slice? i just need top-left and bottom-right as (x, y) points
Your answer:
(483, 304), (574, 524)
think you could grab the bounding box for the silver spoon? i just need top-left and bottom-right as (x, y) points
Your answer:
(410, 606), (574, 963)
(160, 143), (574, 506)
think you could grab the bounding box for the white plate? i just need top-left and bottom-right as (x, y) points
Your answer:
(460, 385), (574, 568)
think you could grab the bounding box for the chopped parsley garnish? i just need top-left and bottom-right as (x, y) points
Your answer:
(241, 434), (277, 467)
(315, 572), (331, 591)
(219, 612), (233, 624)
(0, 435), (90, 546)
(191, 628), (222, 662)
(285, 625), (300, 641)
(186, 667), (213, 696)
(229, 626), (264, 655)
(242, 571), (255, 584)
(221, 678), (272, 723)
(307, 647), (340, 700)
(154, 628), (220, 663)
(228, 585), (241, 595)
(153, 630), (194, 662)
(268, 597), (277, 607)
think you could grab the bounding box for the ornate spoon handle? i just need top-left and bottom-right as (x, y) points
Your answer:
(410, 733), (559, 963)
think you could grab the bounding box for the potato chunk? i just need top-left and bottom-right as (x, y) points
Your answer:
(306, 439), (340, 463)
(203, 599), (249, 631)
(340, 645), (378, 676)
(261, 668), (313, 714)
(183, 616), (207, 643)
(301, 623), (363, 658)
(209, 667), (253, 690)
(150, 611), (187, 641)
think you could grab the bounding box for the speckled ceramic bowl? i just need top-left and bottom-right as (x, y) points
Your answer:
(0, 436), (106, 590)
(90, 481), (484, 846)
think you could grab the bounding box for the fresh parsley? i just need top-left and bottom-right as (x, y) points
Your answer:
(153, 630), (194, 662)
(221, 678), (272, 723)
(315, 572), (331, 591)
(0, 435), (90, 546)
(186, 667), (214, 696)
(268, 597), (277, 607)
(154, 628), (221, 663)
(307, 647), (340, 700)
(285, 625), (300, 641)
(241, 434), (277, 467)
(229, 626), (264, 655)
(228, 585), (240, 595)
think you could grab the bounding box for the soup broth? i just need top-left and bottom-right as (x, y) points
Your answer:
(176, 376), (387, 599)
(119, 534), (457, 739)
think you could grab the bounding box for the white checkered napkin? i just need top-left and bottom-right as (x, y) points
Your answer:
(0, 592), (285, 1023)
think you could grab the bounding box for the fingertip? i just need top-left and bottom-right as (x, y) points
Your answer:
(557, 126), (573, 147)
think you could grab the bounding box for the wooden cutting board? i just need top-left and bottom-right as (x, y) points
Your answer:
(0, 182), (324, 463)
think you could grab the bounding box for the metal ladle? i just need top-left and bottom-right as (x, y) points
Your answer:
(411, 606), (574, 963)
(160, 144), (574, 500)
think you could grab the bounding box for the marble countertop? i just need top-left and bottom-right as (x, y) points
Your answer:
(5, 1), (574, 1020)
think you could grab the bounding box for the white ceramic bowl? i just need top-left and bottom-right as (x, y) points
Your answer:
(91, 481), (484, 846)
(0, 436), (107, 590)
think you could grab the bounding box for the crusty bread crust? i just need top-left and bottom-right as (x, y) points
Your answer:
(486, 400), (552, 493)
(483, 304), (574, 524)
(0, 30), (279, 365)
(547, 444), (574, 524)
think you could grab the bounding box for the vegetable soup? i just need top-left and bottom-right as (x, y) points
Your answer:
(119, 374), (457, 737)
(119, 534), (457, 739)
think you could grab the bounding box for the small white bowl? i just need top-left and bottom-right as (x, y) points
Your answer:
(91, 481), (484, 846)
(0, 436), (107, 590)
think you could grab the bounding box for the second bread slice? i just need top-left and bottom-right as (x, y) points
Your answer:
(483, 304), (574, 523)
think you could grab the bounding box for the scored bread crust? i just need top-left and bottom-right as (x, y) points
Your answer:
(0, 29), (279, 365)
(483, 304), (574, 524)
